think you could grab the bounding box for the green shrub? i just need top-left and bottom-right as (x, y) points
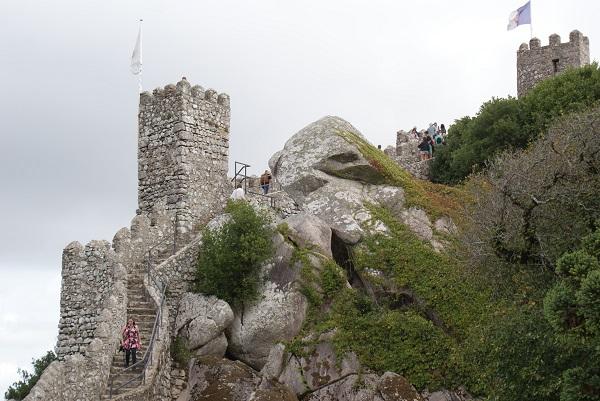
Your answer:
(195, 200), (274, 307)
(170, 336), (191, 368)
(540, 228), (600, 400)
(320, 260), (345, 299)
(431, 63), (600, 184)
(467, 306), (565, 401)
(5, 351), (56, 400)
(333, 302), (454, 389)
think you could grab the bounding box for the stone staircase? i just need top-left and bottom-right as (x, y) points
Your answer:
(102, 272), (157, 399)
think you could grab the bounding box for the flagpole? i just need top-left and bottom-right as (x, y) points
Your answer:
(138, 19), (143, 93)
(529, 1), (533, 39)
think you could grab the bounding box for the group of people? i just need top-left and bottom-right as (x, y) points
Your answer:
(231, 169), (273, 200)
(414, 122), (446, 161)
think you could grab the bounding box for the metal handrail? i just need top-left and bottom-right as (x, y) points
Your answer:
(108, 217), (177, 399)
(232, 160), (279, 208)
(108, 283), (166, 398)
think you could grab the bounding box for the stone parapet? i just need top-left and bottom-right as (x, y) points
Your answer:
(517, 30), (590, 97)
(56, 240), (121, 359)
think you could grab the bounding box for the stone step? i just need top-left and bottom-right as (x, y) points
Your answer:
(126, 307), (156, 315)
(126, 308), (155, 314)
(127, 299), (154, 306)
(110, 357), (146, 370)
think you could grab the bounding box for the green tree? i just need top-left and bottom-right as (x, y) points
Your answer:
(431, 63), (600, 184)
(543, 229), (600, 401)
(195, 200), (274, 307)
(5, 351), (56, 400)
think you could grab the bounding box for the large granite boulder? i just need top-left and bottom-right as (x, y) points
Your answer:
(226, 233), (308, 369)
(259, 333), (424, 401)
(283, 213), (333, 258)
(226, 217), (343, 370)
(176, 356), (298, 401)
(269, 116), (406, 244)
(175, 293), (234, 357)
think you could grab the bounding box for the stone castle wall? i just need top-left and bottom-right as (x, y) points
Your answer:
(138, 78), (230, 235)
(388, 130), (431, 180)
(25, 250), (127, 401)
(517, 30), (590, 97)
(56, 240), (120, 359)
(30, 77), (233, 400)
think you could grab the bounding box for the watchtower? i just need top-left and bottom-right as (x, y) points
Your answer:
(137, 77), (230, 233)
(517, 30), (590, 97)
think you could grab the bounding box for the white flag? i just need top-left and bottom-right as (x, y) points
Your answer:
(507, 1), (531, 31)
(130, 24), (142, 75)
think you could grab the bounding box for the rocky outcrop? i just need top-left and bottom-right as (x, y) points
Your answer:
(175, 293), (234, 358)
(227, 213), (341, 370)
(269, 116), (406, 244)
(283, 213), (333, 258)
(176, 356), (298, 401)
(258, 333), (426, 401)
(268, 116), (452, 251)
(226, 232), (307, 369)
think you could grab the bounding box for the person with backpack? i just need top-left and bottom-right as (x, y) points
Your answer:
(260, 170), (272, 195)
(418, 137), (431, 160)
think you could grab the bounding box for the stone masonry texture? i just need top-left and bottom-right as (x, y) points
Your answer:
(138, 77), (230, 235)
(31, 78), (232, 400)
(517, 30), (590, 97)
(56, 240), (118, 359)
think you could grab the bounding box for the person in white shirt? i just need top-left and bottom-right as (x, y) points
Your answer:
(230, 184), (245, 200)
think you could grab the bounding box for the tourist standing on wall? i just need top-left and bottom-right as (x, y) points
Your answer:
(439, 123), (446, 136)
(260, 170), (272, 195)
(427, 123), (436, 138)
(122, 318), (141, 368)
(418, 137), (431, 160)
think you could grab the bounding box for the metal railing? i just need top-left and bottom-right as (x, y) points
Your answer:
(232, 160), (278, 208)
(108, 218), (178, 399)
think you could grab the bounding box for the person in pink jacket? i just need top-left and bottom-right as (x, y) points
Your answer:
(121, 318), (141, 367)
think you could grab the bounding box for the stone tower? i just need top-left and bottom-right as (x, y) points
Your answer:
(517, 30), (590, 97)
(137, 78), (230, 233)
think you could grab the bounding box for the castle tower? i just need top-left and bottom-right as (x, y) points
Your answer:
(517, 30), (590, 97)
(137, 78), (230, 233)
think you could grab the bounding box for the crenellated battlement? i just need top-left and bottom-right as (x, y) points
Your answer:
(140, 78), (230, 107)
(517, 29), (590, 96)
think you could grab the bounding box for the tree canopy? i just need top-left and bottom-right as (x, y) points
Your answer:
(431, 63), (600, 184)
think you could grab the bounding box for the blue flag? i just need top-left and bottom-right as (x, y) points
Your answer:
(507, 1), (531, 30)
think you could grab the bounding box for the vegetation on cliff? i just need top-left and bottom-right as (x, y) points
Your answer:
(288, 102), (600, 400)
(195, 200), (274, 307)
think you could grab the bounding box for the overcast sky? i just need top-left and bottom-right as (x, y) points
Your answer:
(0, 0), (598, 396)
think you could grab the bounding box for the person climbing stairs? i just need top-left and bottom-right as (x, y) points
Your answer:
(102, 271), (158, 399)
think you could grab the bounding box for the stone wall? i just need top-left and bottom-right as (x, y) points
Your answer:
(25, 258), (127, 401)
(56, 240), (120, 359)
(138, 78), (230, 234)
(152, 234), (203, 332)
(388, 130), (432, 180)
(517, 30), (590, 97)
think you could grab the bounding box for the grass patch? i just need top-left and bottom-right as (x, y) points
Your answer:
(336, 130), (466, 220)
(170, 336), (192, 368)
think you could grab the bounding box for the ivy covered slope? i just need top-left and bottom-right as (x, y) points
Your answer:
(269, 115), (495, 394)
